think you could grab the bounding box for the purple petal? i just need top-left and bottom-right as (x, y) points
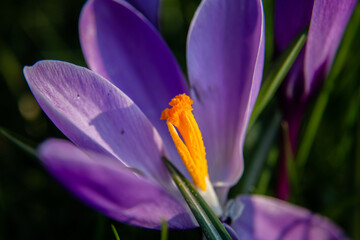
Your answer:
(275, 0), (314, 52)
(276, 103), (307, 200)
(275, 0), (356, 200)
(123, 0), (161, 27)
(274, 0), (313, 100)
(275, 0), (356, 99)
(38, 139), (194, 229)
(79, 0), (188, 160)
(304, 0), (357, 96)
(276, 149), (290, 201)
(24, 60), (170, 184)
(223, 223), (241, 240)
(187, 0), (265, 191)
(230, 195), (348, 240)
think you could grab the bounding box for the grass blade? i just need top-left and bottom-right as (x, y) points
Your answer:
(0, 126), (37, 157)
(162, 157), (231, 240)
(111, 224), (120, 240)
(161, 219), (168, 240)
(248, 30), (307, 130)
(230, 112), (281, 196)
(296, 3), (360, 168)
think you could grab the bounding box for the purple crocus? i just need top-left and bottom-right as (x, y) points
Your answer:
(23, 0), (347, 238)
(274, 0), (357, 200)
(226, 195), (348, 240)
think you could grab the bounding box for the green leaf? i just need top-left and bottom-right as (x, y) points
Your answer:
(230, 112), (281, 196)
(161, 219), (168, 240)
(355, 117), (360, 240)
(111, 224), (120, 240)
(296, 3), (360, 169)
(162, 157), (231, 240)
(281, 121), (300, 203)
(248, 30), (307, 130)
(255, 146), (279, 195)
(0, 126), (37, 157)
(295, 87), (329, 169)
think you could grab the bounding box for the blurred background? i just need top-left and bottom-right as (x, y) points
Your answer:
(0, 0), (359, 239)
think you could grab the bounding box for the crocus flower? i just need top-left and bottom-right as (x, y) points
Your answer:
(274, 0), (357, 200)
(224, 195), (348, 240)
(23, 0), (347, 238)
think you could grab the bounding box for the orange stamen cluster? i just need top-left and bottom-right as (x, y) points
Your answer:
(161, 94), (208, 190)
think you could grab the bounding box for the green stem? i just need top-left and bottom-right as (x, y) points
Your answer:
(354, 111), (360, 240)
(0, 127), (37, 157)
(111, 224), (120, 240)
(248, 31), (307, 130)
(161, 220), (168, 240)
(296, 87), (330, 168)
(162, 157), (231, 240)
(296, 2), (360, 169)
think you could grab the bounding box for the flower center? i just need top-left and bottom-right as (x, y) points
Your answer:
(161, 94), (222, 216)
(161, 94), (208, 190)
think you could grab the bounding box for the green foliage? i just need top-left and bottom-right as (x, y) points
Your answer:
(248, 31), (307, 130)
(162, 158), (231, 240)
(161, 220), (168, 240)
(111, 224), (121, 240)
